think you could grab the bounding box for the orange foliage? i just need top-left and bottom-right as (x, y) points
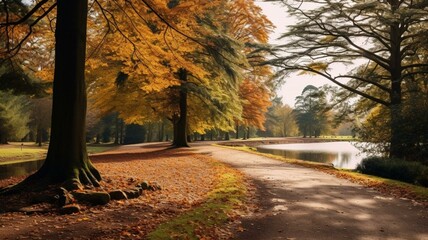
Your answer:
(239, 79), (271, 130)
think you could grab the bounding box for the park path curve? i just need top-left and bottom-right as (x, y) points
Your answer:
(195, 145), (428, 240)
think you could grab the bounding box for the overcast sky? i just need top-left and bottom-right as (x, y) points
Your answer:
(255, 1), (333, 107)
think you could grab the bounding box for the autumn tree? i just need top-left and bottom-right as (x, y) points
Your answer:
(269, 0), (428, 158)
(238, 79), (271, 139)
(0, 0), (103, 192)
(87, 0), (273, 147)
(263, 97), (298, 137)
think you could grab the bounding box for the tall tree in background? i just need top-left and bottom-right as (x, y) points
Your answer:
(294, 85), (329, 138)
(264, 97), (298, 137)
(270, 0), (428, 158)
(0, 91), (30, 144)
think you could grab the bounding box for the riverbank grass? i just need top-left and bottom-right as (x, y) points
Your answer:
(147, 163), (247, 240)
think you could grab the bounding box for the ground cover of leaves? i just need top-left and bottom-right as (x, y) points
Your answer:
(0, 144), (250, 239)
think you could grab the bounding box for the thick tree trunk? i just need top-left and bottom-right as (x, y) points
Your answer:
(388, 15), (404, 159)
(174, 69), (189, 147)
(25, 0), (101, 188)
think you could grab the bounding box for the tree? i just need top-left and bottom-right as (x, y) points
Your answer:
(0, 91), (30, 144)
(294, 85), (329, 138)
(238, 78), (271, 138)
(269, 0), (428, 158)
(86, 0), (273, 147)
(30, 97), (52, 146)
(1, 0), (101, 192)
(263, 97), (299, 137)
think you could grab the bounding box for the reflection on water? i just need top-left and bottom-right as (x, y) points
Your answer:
(257, 142), (365, 169)
(0, 159), (44, 180)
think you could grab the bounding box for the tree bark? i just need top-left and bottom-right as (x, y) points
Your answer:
(119, 119), (124, 144)
(235, 123), (239, 139)
(174, 68), (189, 147)
(158, 122), (164, 142)
(0, 135), (7, 144)
(388, 9), (404, 159)
(25, 0), (101, 188)
(114, 114), (119, 144)
(36, 125), (42, 147)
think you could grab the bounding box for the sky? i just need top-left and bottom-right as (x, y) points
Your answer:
(255, 1), (333, 107)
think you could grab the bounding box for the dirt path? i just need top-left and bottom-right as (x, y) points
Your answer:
(196, 145), (428, 240)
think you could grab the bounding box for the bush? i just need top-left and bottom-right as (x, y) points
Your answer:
(357, 157), (428, 187)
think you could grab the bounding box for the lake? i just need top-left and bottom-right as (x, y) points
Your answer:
(0, 159), (44, 180)
(257, 141), (366, 169)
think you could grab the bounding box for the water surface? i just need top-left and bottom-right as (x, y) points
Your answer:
(257, 142), (365, 169)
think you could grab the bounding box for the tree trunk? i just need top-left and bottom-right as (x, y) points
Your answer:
(158, 122), (164, 142)
(246, 127), (250, 140)
(114, 114), (119, 144)
(119, 119), (124, 144)
(0, 135), (7, 144)
(388, 14), (404, 159)
(25, 0), (101, 188)
(225, 132), (230, 140)
(235, 123), (239, 139)
(36, 125), (42, 147)
(174, 69), (189, 147)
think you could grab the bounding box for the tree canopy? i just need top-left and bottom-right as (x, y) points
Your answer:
(268, 0), (428, 158)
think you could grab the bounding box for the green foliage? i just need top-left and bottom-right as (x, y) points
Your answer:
(0, 61), (48, 97)
(357, 157), (428, 187)
(0, 91), (31, 143)
(294, 85), (330, 137)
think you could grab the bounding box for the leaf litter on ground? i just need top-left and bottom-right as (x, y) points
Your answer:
(0, 144), (253, 239)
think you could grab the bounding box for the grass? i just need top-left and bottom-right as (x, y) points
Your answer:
(147, 163), (247, 240)
(0, 148), (47, 164)
(0, 143), (118, 164)
(319, 135), (355, 140)
(87, 144), (119, 154)
(220, 145), (428, 203)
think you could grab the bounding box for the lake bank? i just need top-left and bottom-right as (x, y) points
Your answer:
(218, 137), (352, 147)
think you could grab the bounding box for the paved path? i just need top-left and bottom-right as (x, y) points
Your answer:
(195, 145), (428, 240)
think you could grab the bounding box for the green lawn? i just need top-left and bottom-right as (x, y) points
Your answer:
(0, 143), (118, 164)
(0, 147), (47, 164)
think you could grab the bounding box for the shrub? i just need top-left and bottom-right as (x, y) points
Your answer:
(357, 157), (428, 187)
